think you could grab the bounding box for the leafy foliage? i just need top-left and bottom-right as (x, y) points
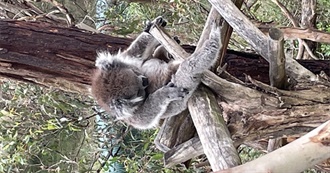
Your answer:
(94, 111), (208, 173)
(101, 0), (210, 44)
(238, 145), (264, 163)
(0, 80), (207, 173)
(247, 0), (330, 59)
(0, 80), (96, 172)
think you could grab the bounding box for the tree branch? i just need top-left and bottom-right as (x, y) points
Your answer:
(208, 0), (317, 81)
(214, 121), (330, 173)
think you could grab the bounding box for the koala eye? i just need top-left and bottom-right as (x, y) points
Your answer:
(140, 76), (149, 87)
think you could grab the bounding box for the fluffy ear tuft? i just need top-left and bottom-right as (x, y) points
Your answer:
(95, 51), (128, 70)
(95, 51), (143, 71)
(95, 51), (113, 70)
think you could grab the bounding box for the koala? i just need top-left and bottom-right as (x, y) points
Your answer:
(91, 16), (220, 129)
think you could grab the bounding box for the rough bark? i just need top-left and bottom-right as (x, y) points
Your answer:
(1, 0), (329, 172)
(188, 87), (241, 170)
(147, 18), (330, 143)
(0, 19), (131, 93)
(163, 137), (203, 168)
(150, 10), (242, 171)
(188, 8), (241, 171)
(216, 0), (244, 68)
(268, 28), (287, 89)
(208, 0), (318, 81)
(203, 72), (330, 142)
(154, 110), (195, 153)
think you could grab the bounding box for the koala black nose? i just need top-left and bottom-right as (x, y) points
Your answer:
(142, 76), (149, 87)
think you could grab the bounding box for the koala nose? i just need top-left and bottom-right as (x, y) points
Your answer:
(141, 76), (149, 87)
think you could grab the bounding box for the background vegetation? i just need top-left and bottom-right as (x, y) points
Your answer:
(1, 0), (330, 172)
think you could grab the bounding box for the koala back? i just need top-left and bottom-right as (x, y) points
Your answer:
(91, 51), (179, 120)
(141, 59), (179, 94)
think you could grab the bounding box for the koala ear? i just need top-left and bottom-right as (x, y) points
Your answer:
(96, 51), (114, 70)
(96, 51), (127, 70)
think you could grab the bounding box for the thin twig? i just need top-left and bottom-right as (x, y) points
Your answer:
(41, 0), (75, 26)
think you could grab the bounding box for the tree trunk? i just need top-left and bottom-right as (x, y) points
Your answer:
(301, 0), (317, 60)
(0, 19), (131, 93)
(1, 20), (329, 93)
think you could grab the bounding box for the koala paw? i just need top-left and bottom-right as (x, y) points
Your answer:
(144, 16), (167, 32)
(154, 16), (167, 27)
(163, 83), (189, 101)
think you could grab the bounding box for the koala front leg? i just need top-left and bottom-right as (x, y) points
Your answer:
(123, 16), (167, 59)
(160, 96), (191, 118)
(171, 23), (221, 90)
(124, 84), (188, 129)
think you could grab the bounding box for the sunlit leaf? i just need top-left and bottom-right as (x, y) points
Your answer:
(151, 153), (163, 160)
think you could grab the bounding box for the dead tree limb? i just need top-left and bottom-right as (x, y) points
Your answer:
(1, 20), (327, 93)
(154, 110), (195, 153)
(150, 9), (241, 170)
(1, 19), (330, 171)
(164, 137), (203, 168)
(208, 0), (317, 81)
(216, 0), (244, 67)
(189, 8), (241, 170)
(188, 87), (241, 170)
(202, 72), (330, 141)
(0, 19), (131, 93)
(259, 27), (330, 44)
(282, 27), (330, 44)
(149, 3), (330, 169)
(268, 28), (287, 89)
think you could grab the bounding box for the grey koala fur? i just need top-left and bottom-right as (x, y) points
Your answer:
(91, 17), (220, 129)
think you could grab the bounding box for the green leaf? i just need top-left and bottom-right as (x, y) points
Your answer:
(151, 153), (163, 160)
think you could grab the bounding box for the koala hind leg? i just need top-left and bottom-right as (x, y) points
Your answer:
(124, 84), (189, 129)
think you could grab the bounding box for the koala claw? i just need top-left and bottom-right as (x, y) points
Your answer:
(154, 16), (167, 27)
(162, 84), (189, 101)
(167, 82), (175, 87)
